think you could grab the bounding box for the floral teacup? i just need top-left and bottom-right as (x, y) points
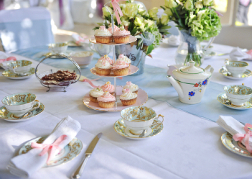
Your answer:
(2, 92), (40, 117)
(224, 85), (252, 106)
(121, 106), (164, 135)
(7, 60), (32, 75)
(225, 60), (248, 77)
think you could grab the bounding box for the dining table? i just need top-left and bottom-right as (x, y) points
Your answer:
(0, 42), (252, 179)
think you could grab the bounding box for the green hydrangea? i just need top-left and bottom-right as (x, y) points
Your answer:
(190, 9), (221, 41)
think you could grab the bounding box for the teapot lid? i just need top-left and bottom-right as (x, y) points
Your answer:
(180, 61), (204, 74)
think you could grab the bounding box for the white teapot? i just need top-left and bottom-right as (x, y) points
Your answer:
(167, 61), (214, 104)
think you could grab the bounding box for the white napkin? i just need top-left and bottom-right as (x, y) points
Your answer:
(168, 35), (180, 46)
(7, 116), (81, 178)
(72, 33), (88, 45)
(229, 47), (252, 61)
(217, 116), (252, 149)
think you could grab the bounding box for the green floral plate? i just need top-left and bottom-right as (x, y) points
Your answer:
(19, 136), (83, 167)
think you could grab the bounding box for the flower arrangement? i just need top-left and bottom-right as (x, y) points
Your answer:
(162, 0), (222, 66)
(94, 1), (171, 56)
(162, 0), (221, 41)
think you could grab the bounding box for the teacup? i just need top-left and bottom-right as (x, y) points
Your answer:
(7, 60), (32, 75)
(70, 51), (93, 68)
(121, 106), (164, 135)
(89, 42), (112, 57)
(2, 92), (40, 117)
(224, 85), (252, 106)
(49, 42), (68, 54)
(225, 60), (248, 77)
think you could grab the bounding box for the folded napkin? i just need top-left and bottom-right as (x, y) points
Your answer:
(72, 33), (88, 45)
(229, 47), (252, 61)
(217, 116), (252, 152)
(168, 35), (180, 46)
(8, 116), (81, 178)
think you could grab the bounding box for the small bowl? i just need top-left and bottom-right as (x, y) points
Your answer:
(225, 60), (248, 77)
(48, 42), (68, 54)
(121, 106), (157, 135)
(224, 85), (252, 106)
(70, 51), (93, 68)
(6, 60), (32, 74)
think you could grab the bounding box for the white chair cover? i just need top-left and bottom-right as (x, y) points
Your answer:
(0, 7), (54, 52)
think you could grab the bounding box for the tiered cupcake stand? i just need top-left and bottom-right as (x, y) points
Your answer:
(82, 36), (148, 112)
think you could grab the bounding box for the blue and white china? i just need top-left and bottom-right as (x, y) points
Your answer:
(167, 61), (214, 104)
(2, 68), (35, 80)
(2, 93), (40, 117)
(225, 60), (248, 78)
(219, 67), (252, 80)
(0, 103), (45, 122)
(6, 60), (32, 75)
(114, 118), (163, 140)
(120, 106), (164, 135)
(19, 136), (83, 167)
(221, 132), (252, 158)
(217, 93), (252, 110)
(224, 85), (252, 106)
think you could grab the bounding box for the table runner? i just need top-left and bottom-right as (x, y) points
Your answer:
(13, 46), (252, 123)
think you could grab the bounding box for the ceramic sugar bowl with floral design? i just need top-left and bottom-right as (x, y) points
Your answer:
(167, 61), (214, 104)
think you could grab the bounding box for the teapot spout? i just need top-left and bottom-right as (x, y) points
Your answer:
(167, 75), (184, 98)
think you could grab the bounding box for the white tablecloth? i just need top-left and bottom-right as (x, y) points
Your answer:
(0, 43), (252, 179)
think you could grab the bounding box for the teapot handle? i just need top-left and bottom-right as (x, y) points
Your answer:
(205, 65), (214, 74)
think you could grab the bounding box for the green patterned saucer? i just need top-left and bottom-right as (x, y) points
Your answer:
(114, 118), (163, 140)
(0, 103), (45, 122)
(19, 136), (83, 167)
(219, 68), (252, 80)
(221, 132), (252, 158)
(2, 68), (35, 80)
(217, 93), (252, 110)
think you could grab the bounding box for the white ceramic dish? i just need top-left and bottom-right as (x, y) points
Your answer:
(70, 51), (93, 68)
(48, 42), (68, 54)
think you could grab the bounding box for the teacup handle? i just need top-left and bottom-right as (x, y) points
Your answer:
(32, 100), (40, 110)
(88, 41), (98, 54)
(151, 114), (164, 129)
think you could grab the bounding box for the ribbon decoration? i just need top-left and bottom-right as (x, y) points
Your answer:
(233, 124), (252, 153)
(111, 0), (125, 24)
(83, 79), (99, 88)
(31, 135), (67, 165)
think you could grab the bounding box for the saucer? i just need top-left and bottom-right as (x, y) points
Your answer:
(42, 51), (72, 59)
(217, 93), (252, 110)
(204, 51), (216, 59)
(90, 65), (139, 77)
(0, 102), (45, 122)
(83, 86), (148, 112)
(2, 68), (35, 80)
(221, 132), (252, 158)
(114, 118), (163, 140)
(19, 136), (83, 167)
(219, 68), (252, 80)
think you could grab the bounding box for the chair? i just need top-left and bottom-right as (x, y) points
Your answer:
(0, 7), (54, 52)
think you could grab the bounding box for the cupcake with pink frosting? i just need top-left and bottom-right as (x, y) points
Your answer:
(94, 26), (112, 44)
(98, 55), (113, 65)
(113, 26), (130, 44)
(101, 81), (115, 95)
(112, 60), (129, 76)
(117, 54), (131, 66)
(95, 59), (112, 76)
(123, 81), (139, 94)
(108, 23), (120, 34)
(120, 88), (137, 106)
(97, 91), (116, 108)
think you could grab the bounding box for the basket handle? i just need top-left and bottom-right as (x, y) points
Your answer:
(35, 54), (81, 83)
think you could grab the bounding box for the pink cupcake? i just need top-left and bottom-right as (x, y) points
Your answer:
(108, 24), (120, 34)
(101, 81), (115, 95)
(98, 55), (113, 65)
(97, 91), (116, 108)
(112, 60), (129, 76)
(113, 27), (130, 44)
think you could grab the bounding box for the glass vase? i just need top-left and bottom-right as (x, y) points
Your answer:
(175, 30), (204, 67)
